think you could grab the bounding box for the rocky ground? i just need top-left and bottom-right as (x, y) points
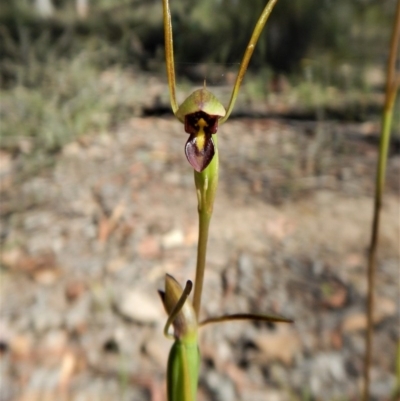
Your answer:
(0, 91), (399, 401)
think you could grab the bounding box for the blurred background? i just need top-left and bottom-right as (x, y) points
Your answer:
(0, 1), (399, 400)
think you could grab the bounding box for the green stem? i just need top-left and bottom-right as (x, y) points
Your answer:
(363, 107), (395, 400)
(362, 2), (399, 399)
(192, 136), (219, 319)
(192, 210), (211, 320)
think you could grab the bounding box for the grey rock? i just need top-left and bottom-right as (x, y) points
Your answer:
(309, 352), (346, 397)
(204, 370), (236, 401)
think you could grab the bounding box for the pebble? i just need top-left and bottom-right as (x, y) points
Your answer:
(161, 228), (184, 249)
(114, 288), (164, 324)
(254, 326), (302, 365)
(41, 330), (68, 354)
(204, 370), (236, 401)
(309, 352), (346, 397)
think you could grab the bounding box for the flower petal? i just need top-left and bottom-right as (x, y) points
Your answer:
(185, 134), (215, 172)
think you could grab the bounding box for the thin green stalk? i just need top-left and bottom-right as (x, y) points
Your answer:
(220, 0), (279, 124)
(394, 341), (400, 398)
(192, 211), (211, 319)
(162, 0), (178, 114)
(192, 137), (219, 319)
(190, 0), (279, 318)
(362, 2), (400, 399)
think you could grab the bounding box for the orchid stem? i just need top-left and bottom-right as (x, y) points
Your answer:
(192, 136), (219, 320)
(192, 210), (211, 320)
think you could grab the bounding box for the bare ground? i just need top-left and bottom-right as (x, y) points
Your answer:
(0, 114), (399, 401)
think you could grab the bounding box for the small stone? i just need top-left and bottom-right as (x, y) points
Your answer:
(161, 229), (184, 249)
(10, 334), (32, 358)
(310, 352), (346, 396)
(254, 326), (301, 365)
(137, 236), (160, 259)
(204, 370), (236, 401)
(115, 289), (163, 324)
(215, 340), (233, 366)
(42, 330), (68, 355)
(33, 268), (61, 286)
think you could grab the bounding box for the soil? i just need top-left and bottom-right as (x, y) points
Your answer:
(0, 96), (399, 401)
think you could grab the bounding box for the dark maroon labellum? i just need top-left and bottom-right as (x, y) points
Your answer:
(185, 134), (215, 173)
(184, 111), (219, 172)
